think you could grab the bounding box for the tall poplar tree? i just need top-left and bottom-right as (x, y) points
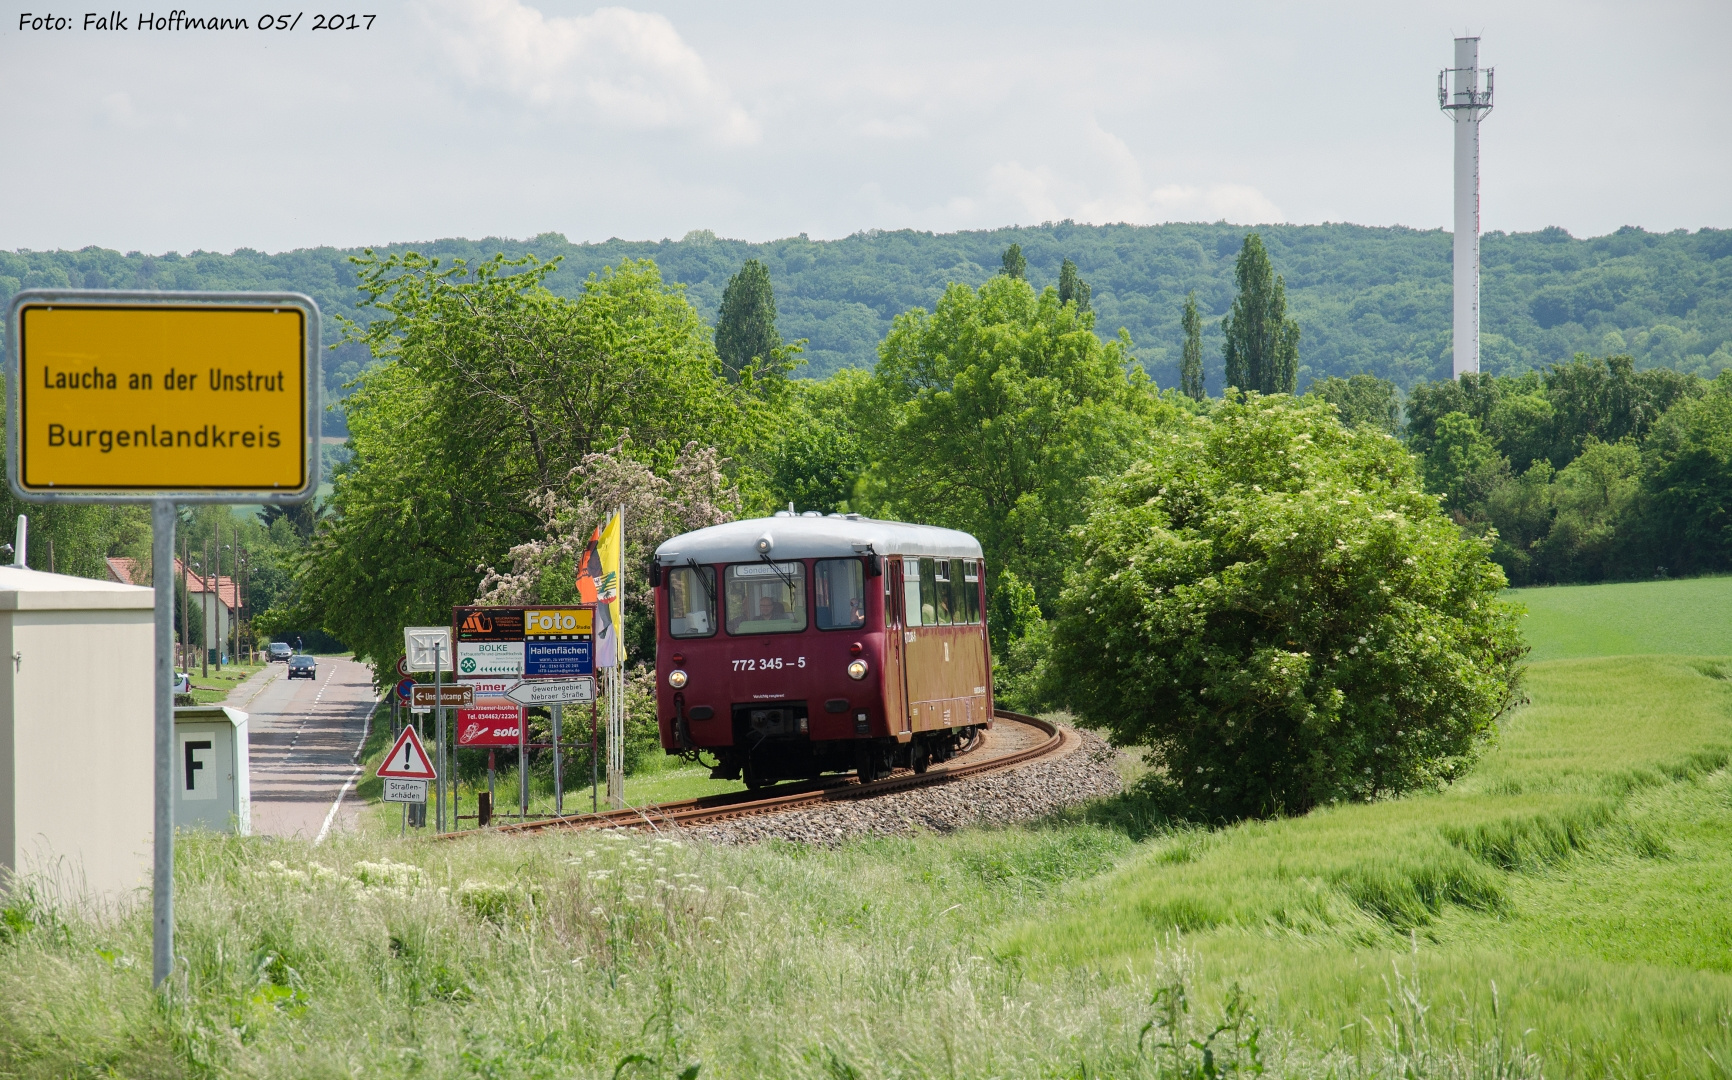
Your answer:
(1180, 290), (1205, 400)
(1221, 233), (1300, 395)
(715, 259), (781, 383)
(1001, 243), (1027, 280)
(1057, 258), (1091, 313)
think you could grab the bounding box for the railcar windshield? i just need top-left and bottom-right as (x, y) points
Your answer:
(667, 564), (717, 638)
(814, 558), (867, 630)
(725, 562), (807, 634)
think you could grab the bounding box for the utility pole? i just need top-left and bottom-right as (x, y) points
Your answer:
(231, 524), (241, 666)
(200, 538), (210, 677)
(1439, 35), (1494, 379)
(180, 536), (188, 673)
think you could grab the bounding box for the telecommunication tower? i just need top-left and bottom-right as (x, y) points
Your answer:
(1439, 36), (1494, 378)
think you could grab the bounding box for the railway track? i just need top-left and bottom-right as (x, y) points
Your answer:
(460, 710), (1070, 837)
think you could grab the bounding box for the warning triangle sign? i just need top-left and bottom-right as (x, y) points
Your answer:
(377, 726), (437, 780)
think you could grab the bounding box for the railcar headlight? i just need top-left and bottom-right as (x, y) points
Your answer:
(846, 659), (869, 681)
(668, 669), (689, 689)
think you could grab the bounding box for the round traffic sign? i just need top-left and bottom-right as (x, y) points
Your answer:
(396, 655), (410, 678)
(395, 677), (415, 701)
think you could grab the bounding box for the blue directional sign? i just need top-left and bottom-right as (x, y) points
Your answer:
(525, 638), (592, 677)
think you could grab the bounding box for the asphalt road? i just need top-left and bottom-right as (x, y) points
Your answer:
(228, 656), (377, 840)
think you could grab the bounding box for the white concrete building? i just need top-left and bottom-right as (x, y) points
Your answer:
(0, 566), (154, 903)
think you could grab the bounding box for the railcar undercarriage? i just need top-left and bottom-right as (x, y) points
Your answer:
(705, 717), (977, 788)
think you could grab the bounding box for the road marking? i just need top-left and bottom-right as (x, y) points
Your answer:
(315, 664), (376, 845)
(231, 666), (281, 710)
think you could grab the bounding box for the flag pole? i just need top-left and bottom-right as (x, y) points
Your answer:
(607, 504), (626, 809)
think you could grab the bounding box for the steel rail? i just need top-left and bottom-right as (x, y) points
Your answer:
(450, 710), (1066, 837)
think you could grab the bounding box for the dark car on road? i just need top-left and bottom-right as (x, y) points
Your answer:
(267, 642), (293, 663)
(288, 655), (318, 679)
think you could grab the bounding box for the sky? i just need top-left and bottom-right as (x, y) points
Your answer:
(2, 0), (1727, 254)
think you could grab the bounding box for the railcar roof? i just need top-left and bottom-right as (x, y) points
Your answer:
(656, 514), (983, 563)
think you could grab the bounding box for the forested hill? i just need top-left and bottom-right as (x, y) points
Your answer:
(5, 221), (1729, 429)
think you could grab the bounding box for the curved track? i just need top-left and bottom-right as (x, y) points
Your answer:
(463, 710), (1070, 836)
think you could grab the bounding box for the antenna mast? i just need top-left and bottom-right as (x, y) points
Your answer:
(1439, 36), (1494, 379)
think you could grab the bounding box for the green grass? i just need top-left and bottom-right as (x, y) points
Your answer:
(1011, 654), (1732, 1076)
(354, 712), (748, 835)
(1510, 573), (1732, 660)
(2, 584), (1731, 1076)
(186, 660), (270, 705)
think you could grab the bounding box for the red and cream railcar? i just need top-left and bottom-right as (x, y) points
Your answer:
(652, 512), (993, 786)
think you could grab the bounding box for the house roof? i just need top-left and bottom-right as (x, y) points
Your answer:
(174, 558), (240, 609)
(105, 557), (140, 585)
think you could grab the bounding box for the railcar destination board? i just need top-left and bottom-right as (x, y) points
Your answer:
(7, 291), (320, 502)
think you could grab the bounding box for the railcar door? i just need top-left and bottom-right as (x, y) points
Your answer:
(881, 558), (909, 739)
(902, 556), (950, 734)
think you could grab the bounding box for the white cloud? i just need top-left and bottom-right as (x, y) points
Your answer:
(858, 116), (928, 140)
(415, 0), (757, 143)
(97, 92), (136, 128)
(981, 119), (1283, 227)
(1146, 184), (1285, 224)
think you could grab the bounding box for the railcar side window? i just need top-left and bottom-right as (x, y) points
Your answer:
(962, 560), (981, 623)
(667, 564), (717, 638)
(903, 558), (922, 627)
(933, 559), (953, 625)
(919, 558), (939, 626)
(814, 559), (867, 630)
(725, 562), (807, 635)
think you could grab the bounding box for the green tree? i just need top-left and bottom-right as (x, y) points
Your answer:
(761, 368), (872, 513)
(862, 274), (1160, 602)
(1537, 437), (1641, 581)
(258, 501), (326, 542)
(1001, 243), (1027, 280)
(1483, 462), (1555, 586)
(1307, 373), (1398, 432)
(283, 254), (741, 671)
(715, 259), (782, 383)
(1421, 412), (1510, 517)
(985, 568), (1053, 712)
(1220, 234), (1300, 395)
(1049, 395), (1525, 819)
(1484, 391), (1555, 471)
(1639, 371), (1732, 574)
(1179, 291), (1205, 401)
(1057, 258), (1091, 313)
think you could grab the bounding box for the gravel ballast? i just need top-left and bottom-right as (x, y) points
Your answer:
(675, 726), (1123, 846)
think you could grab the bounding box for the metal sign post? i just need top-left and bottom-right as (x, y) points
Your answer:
(435, 641), (445, 833)
(552, 703), (563, 815)
(150, 500), (175, 989)
(6, 290), (320, 991)
(402, 627), (454, 833)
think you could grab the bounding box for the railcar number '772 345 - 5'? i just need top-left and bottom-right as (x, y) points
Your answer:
(731, 657), (807, 671)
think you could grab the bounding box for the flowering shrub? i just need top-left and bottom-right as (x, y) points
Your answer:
(1051, 395), (1526, 819)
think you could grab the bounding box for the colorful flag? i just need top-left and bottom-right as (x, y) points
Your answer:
(594, 511), (623, 668)
(577, 512), (625, 668)
(576, 526), (602, 604)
